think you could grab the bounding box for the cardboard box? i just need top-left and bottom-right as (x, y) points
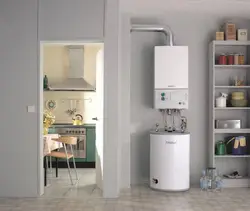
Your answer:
(238, 29), (248, 41)
(225, 23), (236, 40)
(216, 32), (224, 40)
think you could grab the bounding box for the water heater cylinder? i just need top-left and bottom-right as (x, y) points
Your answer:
(150, 131), (190, 191)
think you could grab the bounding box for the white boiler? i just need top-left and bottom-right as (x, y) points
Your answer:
(150, 130), (190, 191)
(154, 46), (189, 109)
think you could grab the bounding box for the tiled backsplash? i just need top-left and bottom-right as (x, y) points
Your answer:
(44, 91), (96, 124)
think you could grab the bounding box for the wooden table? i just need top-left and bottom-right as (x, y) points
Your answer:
(43, 134), (61, 186)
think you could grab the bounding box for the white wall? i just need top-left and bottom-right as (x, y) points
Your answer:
(118, 14), (131, 189)
(39, 0), (104, 41)
(119, 1), (250, 186)
(103, 0), (120, 198)
(0, 0), (38, 197)
(0, 0), (121, 198)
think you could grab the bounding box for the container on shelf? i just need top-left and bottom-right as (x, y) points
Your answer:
(234, 54), (239, 65)
(239, 54), (245, 65)
(218, 54), (227, 65)
(230, 76), (246, 86)
(237, 29), (248, 41)
(226, 136), (247, 155)
(216, 32), (224, 41)
(215, 120), (241, 129)
(215, 141), (226, 155)
(216, 93), (227, 108)
(227, 54), (234, 65)
(231, 99), (248, 107)
(225, 22), (236, 40)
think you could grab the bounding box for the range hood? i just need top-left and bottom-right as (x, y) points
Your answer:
(49, 46), (95, 91)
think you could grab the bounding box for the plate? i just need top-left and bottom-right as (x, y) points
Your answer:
(46, 100), (57, 111)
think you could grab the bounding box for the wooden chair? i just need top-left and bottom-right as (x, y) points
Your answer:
(48, 136), (78, 185)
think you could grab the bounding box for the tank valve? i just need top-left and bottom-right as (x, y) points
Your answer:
(152, 178), (158, 184)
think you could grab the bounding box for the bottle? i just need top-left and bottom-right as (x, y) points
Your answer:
(44, 75), (48, 89)
(215, 171), (223, 191)
(200, 170), (208, 191)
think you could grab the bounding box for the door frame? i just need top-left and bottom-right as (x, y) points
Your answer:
(38, 40), (106, 196)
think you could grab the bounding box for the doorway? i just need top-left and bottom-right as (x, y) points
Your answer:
(39, 41), (104, 197)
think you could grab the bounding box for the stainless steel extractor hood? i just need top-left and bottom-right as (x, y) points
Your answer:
(49, 46), (95, 91)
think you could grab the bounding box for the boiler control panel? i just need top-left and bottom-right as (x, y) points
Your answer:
(154, 89), (188, 109)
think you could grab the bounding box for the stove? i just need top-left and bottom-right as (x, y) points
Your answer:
(53, 126), (86, 136)
(52, 125), (86, 158)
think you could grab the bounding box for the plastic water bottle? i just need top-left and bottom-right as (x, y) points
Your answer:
(215, 172), (223, 191)
(200, 170), (208, 191)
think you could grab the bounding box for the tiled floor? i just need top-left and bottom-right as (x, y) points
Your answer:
(1, 169), (250, 210)
(43, 168), (101, 198)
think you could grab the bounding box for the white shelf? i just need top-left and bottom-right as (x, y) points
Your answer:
(214, 107), (250, 110)
(223, 177), (249, 188)
(214, 65), (250, 68)
(213, 40), (250, 46)
(215, 155), (250, 158)
(215, 86), (250, 89)
(214, 128), (250, 133)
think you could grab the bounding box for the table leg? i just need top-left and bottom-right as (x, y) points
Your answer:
(56, 158), (58, 177)
(44, 157), (47, 186)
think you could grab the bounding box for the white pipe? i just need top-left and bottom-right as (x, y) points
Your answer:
(131, 24), (174, 46)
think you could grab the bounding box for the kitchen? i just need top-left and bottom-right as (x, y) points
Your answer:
(42, 43), (103, 195)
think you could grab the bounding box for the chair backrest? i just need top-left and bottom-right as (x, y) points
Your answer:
(52, 136), (77, 145)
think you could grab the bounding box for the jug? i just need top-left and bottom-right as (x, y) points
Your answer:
(215, 93), (228, 108)
(215, 141), (226, 155)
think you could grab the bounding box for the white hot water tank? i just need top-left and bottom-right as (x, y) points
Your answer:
(150, 130), (190, 191)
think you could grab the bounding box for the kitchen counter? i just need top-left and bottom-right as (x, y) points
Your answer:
(49, 123), (95, 129)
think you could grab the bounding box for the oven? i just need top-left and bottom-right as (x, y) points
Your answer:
(53, 126), (86, 158)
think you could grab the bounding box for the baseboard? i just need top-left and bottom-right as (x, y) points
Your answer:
(51, 161), (95, 168)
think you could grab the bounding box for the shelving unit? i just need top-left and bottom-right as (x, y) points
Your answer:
(214, 107), (250, 110)
(215, 65), (250, 68)
(215, 86), (250, 89)
(215, 155), (250, 158)
(214, 129), (250, 134)
(209, 40), (250, 188)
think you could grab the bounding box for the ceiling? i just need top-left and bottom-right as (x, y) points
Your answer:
(120, 0), (250, 18)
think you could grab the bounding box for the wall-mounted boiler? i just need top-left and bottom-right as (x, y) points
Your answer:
(154, 46), (189, 109)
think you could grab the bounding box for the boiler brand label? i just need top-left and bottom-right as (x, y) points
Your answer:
(165, 140), (176, 144)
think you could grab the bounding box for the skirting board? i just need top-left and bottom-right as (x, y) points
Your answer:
(51, 161), (95, 168)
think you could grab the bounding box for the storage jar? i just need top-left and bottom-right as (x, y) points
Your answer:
(239, 54), (245, 65)
(218, 54), (227, 65)
(227, 54), (234, 65)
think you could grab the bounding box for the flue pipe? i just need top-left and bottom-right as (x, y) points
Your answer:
(131, 24), (174, 46)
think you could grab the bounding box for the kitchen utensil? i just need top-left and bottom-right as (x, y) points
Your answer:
(215, 120), (241, 129)
(216, 93), (227, 107)
(72, 114), (83, 125)
(215, 141), (226, 155)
